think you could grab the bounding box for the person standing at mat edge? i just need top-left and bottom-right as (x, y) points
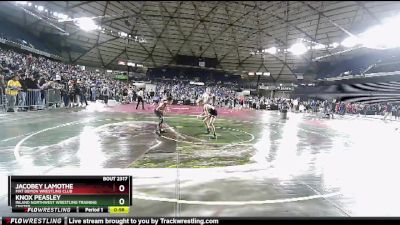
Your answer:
(154, 96), (173, 134)
(136, 88), (145, 110)
(102, 85), (110, 105)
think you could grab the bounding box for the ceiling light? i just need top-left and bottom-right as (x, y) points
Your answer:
(137, 64), (143, 67)
(248, 72), (255, 76)
(37, 5), (44, 11)
(341, 36), (362, 48)
(27, 2), (32, 6)
(263, 72), (270, 76)
(118, 61), (126, 65)
(256, 72), (262, 75)
(265, 47), (277, 54)
(15, 1), (28, 5)
(288, 42), (308, 55)
(119, 32), (128, 37)
(313, 43), (326, 50)
(330, 42), (339, 48)
(106, 70), (113, 73)
(58, 14), (68, 20)
(74, 17), (100, 32)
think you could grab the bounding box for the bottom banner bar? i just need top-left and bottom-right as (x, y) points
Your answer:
(2, 217), (400, 225)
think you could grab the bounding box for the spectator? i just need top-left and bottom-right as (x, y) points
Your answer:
(383, 103), (392, 120)
(18, 73), (28, 111)
(5, 74), (21, 112)
(0, 73), (5, 94)
(102, 85), (110, 105)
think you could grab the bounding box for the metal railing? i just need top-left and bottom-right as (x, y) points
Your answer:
(45, 89), (62, 108)
(23, 89), (45, 110)
(0, 88), (64, 113)
(0, 87), (6, 113)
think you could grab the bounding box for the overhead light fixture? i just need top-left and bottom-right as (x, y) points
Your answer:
(330, 42), (339, 48)
(119, 32), (128, 37)
(313, 43), (326, 50)
(37, 5), (44, 11)
(341, 36), (362, 48)
(265, 47), (277, 54)
(106, 70), (113, 73)
(74, 17), (100, 32)
(118, 61), (126, 65)
(263, 72), (270, 76)
(256, 72), (262, 75)
(137, 64), (143, 67)
(57, 14), (68, 20)
(288, 42), (308, 55)
(127, 62), (135, 67)
(15, 1), (28, 5)
(248, 72), (255, 76)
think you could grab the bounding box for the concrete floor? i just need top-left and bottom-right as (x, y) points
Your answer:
(1, 103), (400, 216)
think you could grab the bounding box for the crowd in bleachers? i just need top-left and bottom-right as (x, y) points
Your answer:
(0, 46), (139, 111)
(0, 46), (245, 112)
(278, 99), (400, 120)
(1, 45), (400, 122)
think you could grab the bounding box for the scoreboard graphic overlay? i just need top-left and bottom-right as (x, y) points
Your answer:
(8, 176), (132, 213)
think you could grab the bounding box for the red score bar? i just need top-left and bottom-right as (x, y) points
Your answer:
(14, 183), (130, 195)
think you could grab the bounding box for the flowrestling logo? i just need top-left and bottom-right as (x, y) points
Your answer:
(4, 218), (63, 224)
(24, 207), (72, 213)
(1, 218), (219, 225)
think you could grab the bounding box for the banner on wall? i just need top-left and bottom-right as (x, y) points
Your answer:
(115, 74), (129, 80)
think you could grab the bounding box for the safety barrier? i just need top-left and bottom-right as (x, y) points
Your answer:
(45, 89), (62, 108)
(0, 87), (6, 113)
(0, 89), (64, 111)
(22, 89), (45, 110)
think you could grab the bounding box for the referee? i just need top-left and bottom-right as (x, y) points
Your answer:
(136, 88), (145, 110)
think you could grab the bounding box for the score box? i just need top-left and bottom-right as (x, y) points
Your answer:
(8, 176), (132, 210)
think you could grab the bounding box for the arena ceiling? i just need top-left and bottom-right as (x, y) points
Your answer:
(1, 1), (400, 82)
